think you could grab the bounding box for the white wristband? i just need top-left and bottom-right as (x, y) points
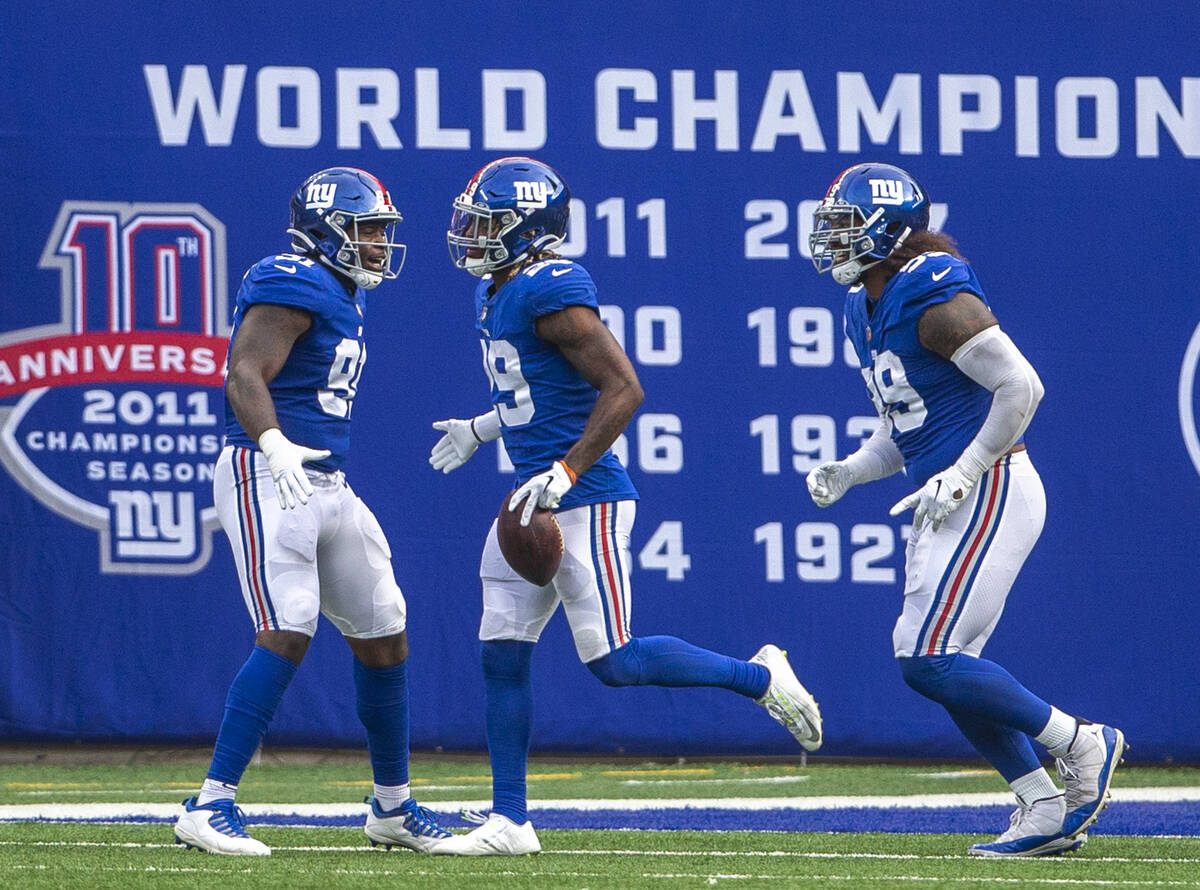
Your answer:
(842, 420), (904, 484)
(470, 410), (502, 443)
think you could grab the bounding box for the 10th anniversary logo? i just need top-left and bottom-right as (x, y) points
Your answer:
(0, 202), (229, 574)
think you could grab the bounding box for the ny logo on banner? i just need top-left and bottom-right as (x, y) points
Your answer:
(0, 201), (230, 575)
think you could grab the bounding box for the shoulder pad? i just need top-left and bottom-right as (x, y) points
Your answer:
(894, 252), (969, 290)
(521, 258), (586, 281)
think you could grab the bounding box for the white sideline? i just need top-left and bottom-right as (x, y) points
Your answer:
(0, 786), (1198, 821)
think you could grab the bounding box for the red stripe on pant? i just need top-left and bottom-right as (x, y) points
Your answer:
(597, 503), (627, 647)
(238, 448), (271, 632)
(923, 467), (1003, 655)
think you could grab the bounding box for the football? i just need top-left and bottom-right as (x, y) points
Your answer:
(496, 493), (564, 586)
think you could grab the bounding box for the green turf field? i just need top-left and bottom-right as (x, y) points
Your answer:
(1, 754), (1197, 889)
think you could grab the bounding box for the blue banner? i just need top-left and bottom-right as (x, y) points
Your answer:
(2, 1), (1197, 761)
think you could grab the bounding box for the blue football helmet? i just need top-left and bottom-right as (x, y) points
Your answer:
(288, 167), (405, 289)
(809, 163), (930, 285)
(447, 157), (570, 277)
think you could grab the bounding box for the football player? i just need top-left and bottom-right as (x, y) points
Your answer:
(428, 156), (823, 855)
(173, 168), (449, 855)
(805, 162), (1126, 857)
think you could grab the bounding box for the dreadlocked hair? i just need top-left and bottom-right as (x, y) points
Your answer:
(513, 247), (562, 272)
(878, 229), (966, 278)
(528, 247), (561, 264)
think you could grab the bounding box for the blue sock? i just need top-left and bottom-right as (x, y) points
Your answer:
(898, 654), (1052, 737)
(586, 636), (769, 699)
(946, 708), (1043, 782)
(353, 658), (410, 788)
(481, 640), (534, 825)
(206, 645), (297, 785)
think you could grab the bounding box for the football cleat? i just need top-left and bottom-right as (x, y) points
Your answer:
(1057, 722), (1127, 838)
(364, 796), (452, 852)
(173, 796), (270, 856)
(967, 794), (1083, 857)
(751, 644), (823, 751)
(431, 811), (541, 856)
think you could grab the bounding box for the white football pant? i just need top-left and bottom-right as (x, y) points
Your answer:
(213, 445), (407, 639)
(479, 499), (635, 663)
(893, 450), (1045, 658)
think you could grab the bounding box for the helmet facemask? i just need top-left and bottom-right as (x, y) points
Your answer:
(447, 198), (523, 277)
(290, 211), (405, 290)
(327, 211), (406, 289)
(810, 201), (913, 286)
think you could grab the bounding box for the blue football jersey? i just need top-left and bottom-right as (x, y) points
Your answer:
(223, 253), (367, 472)
(474, 258), (639, 508)
(843, 251), (998, 487)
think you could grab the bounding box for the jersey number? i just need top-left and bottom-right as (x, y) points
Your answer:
(319, 338), (366, 418)
(481, 339), (534, 425)
(863, 349), (927, 433)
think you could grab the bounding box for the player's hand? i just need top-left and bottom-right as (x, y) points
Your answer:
(889, 465), (975, 533)
(429, 418), (480, 473)
(806, 461), (854, 507)
(508, 461), (575, 527)
(258, 428), (330, 510)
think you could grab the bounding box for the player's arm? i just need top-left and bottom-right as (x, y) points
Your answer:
(889, 291), (1044, 530)
(225, 303), (312, 440)
(536, 304), (644, 476)
(506, 304), (643, 526)
(806, 415), (903, 507)
(226, 303), (329, 510)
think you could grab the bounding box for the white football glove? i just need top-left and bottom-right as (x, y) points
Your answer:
(429, 411), (501, 473)
(889, 464), (975, 533)
(258, 428), (331, 510)
(429, 419), (479, 473)
(806, 461), (855, 508)
(508, 460), (575, 527)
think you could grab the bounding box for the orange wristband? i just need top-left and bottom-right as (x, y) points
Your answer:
(557, 459), (578, 484)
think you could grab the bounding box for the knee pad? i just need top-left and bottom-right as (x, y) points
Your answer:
(898, 654), (957, 701)
(480, 640), (534, 682)
(586, 640), (643, 687)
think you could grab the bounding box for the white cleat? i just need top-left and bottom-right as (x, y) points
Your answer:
(1057, 722), (1127, 838)
(364, 796), (452, 852)
(431, 812), (541, 856)
(173, 796), (270, 856)
(751, 644), (823, 751)
(968, 794), (1083, 857)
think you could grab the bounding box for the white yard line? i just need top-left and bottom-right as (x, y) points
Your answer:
(0, 786), (1197, 821)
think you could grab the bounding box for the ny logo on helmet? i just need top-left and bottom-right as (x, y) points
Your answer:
(869, 179), (905, 205)
(305, 182), (337, 210)
(514, 180), (550, 212)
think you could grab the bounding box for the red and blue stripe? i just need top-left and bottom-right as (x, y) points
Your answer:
(589, 502), (630, 650)
(916, 458), (1011, 656)
(233, 447), (277, 632)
